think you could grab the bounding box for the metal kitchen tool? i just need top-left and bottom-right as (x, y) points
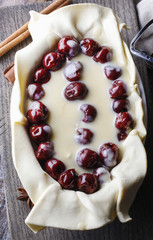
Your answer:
(130, 19), (153, 68)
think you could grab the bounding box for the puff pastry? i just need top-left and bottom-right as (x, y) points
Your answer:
(11, 4), (147, 233)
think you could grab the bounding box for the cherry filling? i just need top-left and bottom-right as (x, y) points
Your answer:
(75, 128), (94, 145)
(76, 148), (99, 169)
(99, 143), (120, 168)
(112, 99), (129, 113)
(77, 173), (98, 194)
(109, 80), (127, 99)
(58, 169), (78, 190)
(64, 61), (83, 81)
(80, 38), (101, 56)
(80, 104), (97, 123)
(27, 83), (45, 100)
(64, 82), (88, 100)
(27, 101), (49, 124)
(36, 141), (54, 162)
(44, 158), (66, 180)
(42, 52), (65, 71)
(26, 36), (133, 194)
(115, 112), (134, 131)
(104, 66), (122, 80)
(117, 131), (128, 141)
(93, 46), (112, 63)
(29, 124), (52, 143)
(58, 36), (80, 57)
(34, 67), (51, 84)
(93, 167), (110, 184)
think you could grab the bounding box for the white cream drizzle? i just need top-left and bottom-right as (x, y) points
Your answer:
(27, 52), (123, 174)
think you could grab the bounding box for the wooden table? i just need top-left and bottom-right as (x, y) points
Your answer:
(0, 0), (48, 7)
(1, 1), (153, 240)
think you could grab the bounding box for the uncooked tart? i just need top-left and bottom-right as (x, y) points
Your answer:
(11, 4), (147, 233)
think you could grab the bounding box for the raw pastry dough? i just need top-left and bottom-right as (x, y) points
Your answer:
(11, 4), (147, 232)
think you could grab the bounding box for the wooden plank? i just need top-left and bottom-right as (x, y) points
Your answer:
(0, 0), (48, 7)
(0, 0), (153, 240)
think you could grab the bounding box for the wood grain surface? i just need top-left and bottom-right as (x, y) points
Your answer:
(0, 1), (153, 240)
(0, 0), (48, 7)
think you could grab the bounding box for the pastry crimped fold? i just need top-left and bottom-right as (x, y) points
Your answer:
(11, 4), (147, 233)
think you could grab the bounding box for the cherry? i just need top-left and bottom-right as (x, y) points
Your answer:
(29, 124), (52, 143)
(109, 80), (127, 99)
(36, 141), (54, 162)
(80, 104), (97, 122)
(117, 131), (128, 141)
(99, 143), (120, 168)
(64, 82), (88, 100)
(77, 173), (98, 194)
(64, 61), (83, 81)
(44, 158), (65, 180)
(58, 36), (79, 57)
(112, 99), (129, 113)
(115, 112), (133, 131)
(93, 167), (110, 184)
(58, 169), (78, 190)
(76, 128), (93, 145)
(27, 101), (49, 124)
(104, 66), (122, 80)
(76, 148), (99, 169)
(80, 38), (101, 56)
(27, 83), (45, 100)
(93, 46), (112, 63)
(42, 52), (65, 71)
(34, 67), (50, 84)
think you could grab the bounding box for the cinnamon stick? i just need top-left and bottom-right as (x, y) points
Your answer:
(0, 0), (70, 57)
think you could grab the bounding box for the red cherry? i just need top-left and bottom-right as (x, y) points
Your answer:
(115, 112), (134, 131)
(44, 158), (65, 180)
(80, 38), (101, 56)
(58, 169), (78, 190)
(99, 143), (120, 168)
(27, 83), (45, 100)
(58, 36), (79, 57)
(109, 80), (127, 99)
(117, 131), (128, 141)
(77, 173), (98, 194)
(112, 99), (129, 113)
(27, 101), (49, 124)
(76, 128), (93, 145)
(64, 61), (83, 81)
(80, 104), (97, 122)
(29, 124), (51, 143)
(104, 66), (122, 80)
(76, 148), (99, 169)
(34, 67), (50, 84)
(93, 46), (112, 63)
(93, 167), (110, 184)
(64, 82), (88, 100)
(42, 52), (65, 71)
(36, 142), (54, 162)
